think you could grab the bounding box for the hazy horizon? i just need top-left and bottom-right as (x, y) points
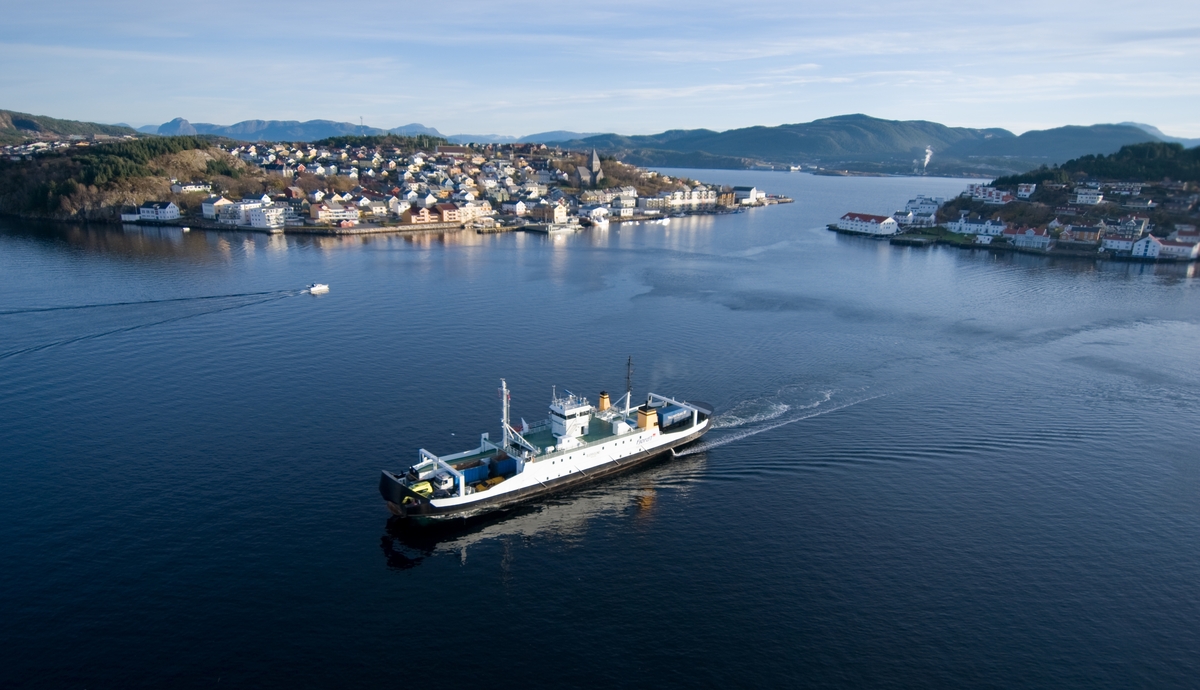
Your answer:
(3, 0), (1198, 138)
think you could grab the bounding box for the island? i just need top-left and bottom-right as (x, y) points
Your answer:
(0, 133), (789, 236)
(832, 143), (1200, 262)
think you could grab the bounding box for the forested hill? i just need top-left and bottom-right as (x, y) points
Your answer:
(0, 109), (137, 145)
(993, 142), (1200, 186)
(554, 115), (1012, 162)
(0, 136), (256, 220)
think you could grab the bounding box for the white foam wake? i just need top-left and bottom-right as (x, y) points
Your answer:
(676, 393), (885, 456)
(710, 390), (833, 430)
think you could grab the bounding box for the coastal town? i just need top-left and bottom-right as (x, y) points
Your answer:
(2, 135), (788, 234)
(836, 178), (1200, 262)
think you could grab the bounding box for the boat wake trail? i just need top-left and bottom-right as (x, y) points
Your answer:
(0, 293), (294, 361)
(675, 392), (885, 457)
(0, 290), (296, 316)
(710, 390), (831, 430)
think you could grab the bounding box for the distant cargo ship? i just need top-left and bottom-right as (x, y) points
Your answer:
(379, 377), (711, 521)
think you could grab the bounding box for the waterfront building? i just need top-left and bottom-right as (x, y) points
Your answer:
(733, 186), (765, 205)
(248, 205), (286, 230)
(1005, 227), (1052, 250)
(201, 195), (232, 219)
(1159, 239), (1200, 260)
(529, 202), (569, 224)
(1102, 235), (1135, 252)
(138, 201), (180, 221)
(310, 201), (360, 225)
(219, 200), (264, 225)
(435, 203), (462, 223)
(948, 215), (1008, 236)
(838, 212), (899, 235)
(401, 206), (436, 224)
(1131, 234), (1163, 259)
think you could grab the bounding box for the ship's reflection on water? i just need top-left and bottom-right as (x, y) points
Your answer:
(379, 451), (706, 570)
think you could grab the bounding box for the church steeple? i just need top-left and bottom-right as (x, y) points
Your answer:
(573, 149), (606, 188)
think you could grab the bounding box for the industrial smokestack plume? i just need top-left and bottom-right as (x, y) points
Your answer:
(923, 146), (933, 171)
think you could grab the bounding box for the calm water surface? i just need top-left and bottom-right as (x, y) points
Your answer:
(2, 171), (1198, 688)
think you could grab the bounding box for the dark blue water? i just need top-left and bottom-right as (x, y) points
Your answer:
(3, 171), (1199, 688)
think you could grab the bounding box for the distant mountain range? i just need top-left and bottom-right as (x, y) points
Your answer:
(6, 107), (1197, 177)
(544, 114), (1185, 175)
(1118, 122), (1200, 148)
(133, 118), (598, 145)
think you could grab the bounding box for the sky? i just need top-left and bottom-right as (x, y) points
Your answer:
(3, 0), (1199, 137)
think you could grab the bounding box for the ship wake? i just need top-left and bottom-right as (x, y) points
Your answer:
(675, 390), (884, 457)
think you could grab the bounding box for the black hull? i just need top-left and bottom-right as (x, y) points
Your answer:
(380, 423), (710, 522)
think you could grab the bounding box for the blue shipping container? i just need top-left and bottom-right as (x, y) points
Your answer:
(492, 457), (518, 477)
(659, 405), (691, 427)
(460, 464), (490, 484)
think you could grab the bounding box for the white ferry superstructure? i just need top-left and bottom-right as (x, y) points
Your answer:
(379, 379), (711, 521)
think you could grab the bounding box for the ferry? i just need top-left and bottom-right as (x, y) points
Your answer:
(379, 378), (711, 521)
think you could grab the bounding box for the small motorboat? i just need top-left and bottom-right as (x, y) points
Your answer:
(307, 283), (330, 295)
(181, 226), (190, 232)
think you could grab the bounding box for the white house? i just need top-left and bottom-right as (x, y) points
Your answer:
(964, 185), (1014, 205)
(248, 205), (286, 231)
(1131, 234), (1162, 259)
(1072, 188), (1104, 205)
(949, 216), (1008, 236)
(138, 201), (180, 221)
(581, 205), (610, 222)
(905, 195), (944, 215)
(1005, 227), (1052, 250)
(838, 212), (899, 235)
(501, 200), (527, 216)
(1102, 235), (1135, 252)
(1017, 184), (1037, 199)
(171, 181), (211, 194)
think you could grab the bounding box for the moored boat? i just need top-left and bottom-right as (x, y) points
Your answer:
(379, 378), (711, 521)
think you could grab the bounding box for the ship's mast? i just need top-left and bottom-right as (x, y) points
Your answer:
(624, 356), (633, 414)
(500, 378), (511, 447)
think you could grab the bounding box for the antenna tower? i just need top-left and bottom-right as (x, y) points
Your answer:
(625, 356), (634, 397)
